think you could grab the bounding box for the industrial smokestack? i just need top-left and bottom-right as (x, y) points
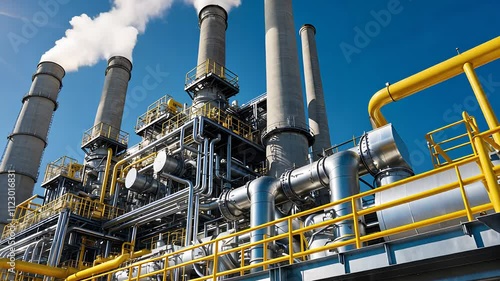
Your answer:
(93, 56), (133, 131)
(192, 5), (228, 108)
(197, 5), (227, 68)
(263, 0), (312, 177)
(300, 24), (331, 160)
(0, 61), (65, 229)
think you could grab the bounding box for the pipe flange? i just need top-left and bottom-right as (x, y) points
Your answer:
(280, 170), (308, 206)
(358, 133), (378, 175)
(218, 190), (244, 221)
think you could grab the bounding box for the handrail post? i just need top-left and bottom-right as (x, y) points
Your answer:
(351, 198), (362, 249)
(454, 166), (474, 221)
(463, 62), (500, 144)
(474, 136), (500, 212)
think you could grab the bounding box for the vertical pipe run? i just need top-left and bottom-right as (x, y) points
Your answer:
(248, 177), (279, 272)
(93, 56), (132, 131)
(264, 0), (310, 177)
(47, 209), (70, 266)
(325, 151), (360, 252)
(300, 24), (331, 160)
(0, 61), (65, 231)
(463, 62), (500, 144)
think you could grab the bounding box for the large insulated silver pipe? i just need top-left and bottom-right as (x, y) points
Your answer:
(264, 0), (311, 177)
(47, 209), (70, 266)
(326, 150), (360, 252)
(247, 177), (279, 271)
(0, 61), (65, 230)
(300, 24), (331, 160)
(93, 56), (132, 130)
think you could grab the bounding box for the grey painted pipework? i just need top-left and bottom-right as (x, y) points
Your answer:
(300, 24), (331, 160)
(93, 56), (132, 130)
(264, 0), (310, 177)
(0, 61), (64, 229)
(47, 208), (70, 266)
(247, 177), (280, 271)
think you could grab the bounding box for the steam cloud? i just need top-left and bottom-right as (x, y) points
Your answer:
(41, 0), (174, 72)
(184, 0), (241, 13)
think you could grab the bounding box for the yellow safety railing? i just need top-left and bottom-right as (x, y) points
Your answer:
(81, 122), (129, 147)
(42, 156), (83, 184)
(2, 194), (123, 239)
(185, 59), (239, 89)
(135, 95), (182, 131)
(161, 102), (255, 142)
(76, 123), (500, 281)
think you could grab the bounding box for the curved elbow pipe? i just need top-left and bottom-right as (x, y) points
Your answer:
(369, 36), (500, 128)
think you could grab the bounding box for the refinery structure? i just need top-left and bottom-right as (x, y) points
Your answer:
(1, 1), (500, 280)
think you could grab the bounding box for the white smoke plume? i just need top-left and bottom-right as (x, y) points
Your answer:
(184, 0), (241, 13)
(41, 0), (174, 72)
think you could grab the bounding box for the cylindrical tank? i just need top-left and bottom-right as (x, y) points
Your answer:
(264, 0), (311, 177)
(125, 168), (164, 194)
(153, 151), (184, 176)
(300, 24), (331, 160)
(375, 160), (497, 241)
(0, 61), (65, 230)
(93, 56), (132, 132)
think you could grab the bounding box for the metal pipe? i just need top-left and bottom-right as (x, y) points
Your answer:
(153, 151), (183, 177)
(196, 5), (227, 67)
(47, 209), (70, 266)
(110, 120), (196, 206)
(65, 250), (150, 281)
(300, 24), (331, 160)
(203, 134), (221, 197)
(226, 135), (232, 185)
(0, 225), (57, 257)
(0, 61), (65, 230)
(368, 36), (500, 128)
(99, 148), (113, 203)
(68, 227), (124, 242)
(264, 0), (310, 177)
(93, 56), (132, 131)
(463, 62), (500, 143)
(326, 150), (360, 252)
(0, 258), (78, 278)
(247, 177), (280, 271)
(192, 195), (201, 242)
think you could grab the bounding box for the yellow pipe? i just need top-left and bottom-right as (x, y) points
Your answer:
(100, 148), (113, 204)
(368, 36), (500, 128)
(474, 137), (500, 212)
(0, 259), (78, 279)
(66, 250), (150, 281)
(109, 158), (128, 201)
(463, 62), (500, 143)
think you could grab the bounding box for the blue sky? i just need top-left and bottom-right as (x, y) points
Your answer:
(1, 0), (500, 196)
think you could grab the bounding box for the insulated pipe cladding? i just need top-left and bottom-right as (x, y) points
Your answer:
(263, 0), (312, 177)
(300, 24), (331, 160)
(93, 56), (132, 131)
(0, 61), (65, 230)
(193, 5), (228, 108)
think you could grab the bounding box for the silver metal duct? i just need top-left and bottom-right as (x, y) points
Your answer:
(0, 61), (65, 230)
(263, 0), (312, 177)
(193, 5), (228, 108)
(376, 160), (497, 241)
(327, 150), (360, 252)
(93, 56), (132, 130)
(300, 24), (331, 160)
(125, 168), (164, 194)
(247, 177), (279, 271)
